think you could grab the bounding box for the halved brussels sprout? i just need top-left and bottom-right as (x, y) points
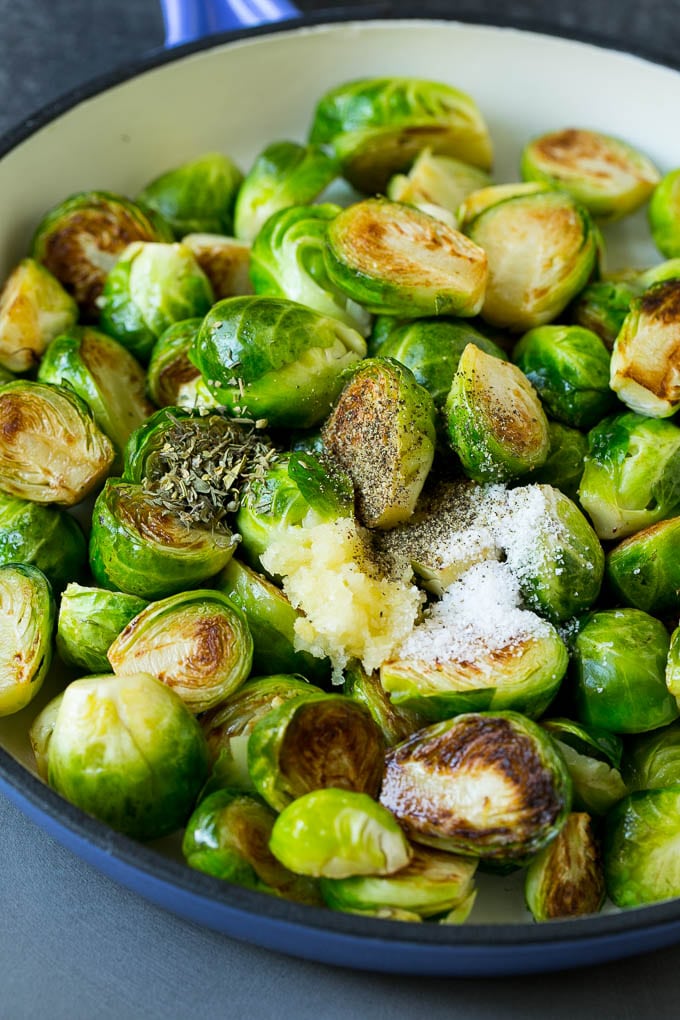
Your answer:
(343, 661), (423, 747)
(321, 842), (477, 919)
(520, 128), (659, 221)
(606, 516), (680, 616)
(37, 326), (153, 459)
(0, 492), (86, 591)
(200, 673), (319, 792)
(503, 485), (604, 623)
(445, 344), (550, 483)
(466, 188), (598, 330)
(570, 277), (639, 350)
(182, 788), (321, 903)
(387, 148), (492, 220)
(107, 589), (253, 714)
(0, 380), (115, 506)
(379, 317), (506, 410)
(604, 786), (680, 907)
(456, 181), (550, 230)
(248, 693), (385, 812)
(610, 279), (680, 418)
(649, 169), (680, 258)
(89, 479), (237, 599)
(322, 358), (436, 528)
(624, 722), (680, 792)
(99, 241), (214, 362)
(525, 812), (605, 921)
(31, 190), (169, 316)
(532, 421), (588, 501)
(578, 412), (680, 540)
(309, 77), (492, 194)
(182, 234), (253, 300)
(380, 711), (572, 861)
(215, 557), (330, 684)
(0, 563), (54, 716)
(381, 561), (567, 721)
(146, 319), (202, 408)
(542, 718), (627, 815)
(234, 141), (338, 242)
(137, 153), (243, 238)
(269, 788), (412, 879)
(191, 296), (366, 428)
(513, 324), (615, 429)
(57, 583), (147, 674)
(324, 198), (487, 318)
(0, 258), (77, 372)
(250, 204), (371, 335)
(574, 609), (677, 733)
(41, 672), (208, 840)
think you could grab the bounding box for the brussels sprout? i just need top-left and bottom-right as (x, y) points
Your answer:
(250, 204), (371, 335)
(606, 516), (680, 616)
(649, 169), (680, 258)
(0, 492), (86, 591)
(604, 786), (680, 907)
(380, 711), (572, 861)
(610, 279), (680, 418)
(668, 626), (680, 703)
(146, 319), (203, 408)
(381, 561), (567, 721)
(525, 812), (605, 921)
(37, 326), (153, 459)
(0, 563), (54, 716)
(56, 583), (147, 673)
(324, 198), (487, 318)
(181, 234), (253, 300)
(520, 128), (659, 221)
(379, 318), (506, 410)
(191, 296), (366, 428)
(31, 190), (170, 316)
(574, 609), (677, 733)
(578, 412), (680, 540)
(343, 662), (423, 747)
(570, 277), (639, 350)
(532, 421), (588, 501)
(445, 344), (550, 483)
(107, 589), (252, 714)
(138, 153), (243, 238)
(269, 787), (412, 879)
(513, 324), (615, 430)
(89, 479), (237, 599)
(99, 242), (214, 362)
(182, 788), (321, 903)
(201, 674), (318, 792)
(0, 380), (114, 506)
(503, 485), (604, 623)
(321, 842), (477, 919)
(215, 557), (330, 684)
(248, 693), (384, 812)
(624, 722), (680, 792)
(456, 181), (551, 230)
(29, 691), (63, 780)
(466, 188), (598, 330)
(322, 358), (436, 528)
(542, 718), (627, 815)
(0, 258), (77, 372)
(387, 148), (492, 221)
(42, 672), (208, 840)
(309, 77), (492, 194)
(233, 141), (338, 243)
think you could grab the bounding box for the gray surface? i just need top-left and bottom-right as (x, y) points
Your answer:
(2, 1), (680, 1016)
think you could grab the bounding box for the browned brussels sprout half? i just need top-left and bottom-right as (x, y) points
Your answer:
(146, 319), (203, 408)
(0, 258), (77, 372)
(31, 190), (170, 316)
(322, 358), (437, 528)
(0, 563), (54, 717)
(343, 661), (424, 748)
(524, 812), (605, 921)
(182, 234), (253, 299)
(380, 711), (572, 862)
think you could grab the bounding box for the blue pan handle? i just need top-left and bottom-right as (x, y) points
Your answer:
(161, 0), (301, 47)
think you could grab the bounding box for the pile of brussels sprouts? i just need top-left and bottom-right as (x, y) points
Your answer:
(1, 75), (680, 928)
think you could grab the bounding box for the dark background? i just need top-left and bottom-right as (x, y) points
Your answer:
(2, 2), (680, 1017)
